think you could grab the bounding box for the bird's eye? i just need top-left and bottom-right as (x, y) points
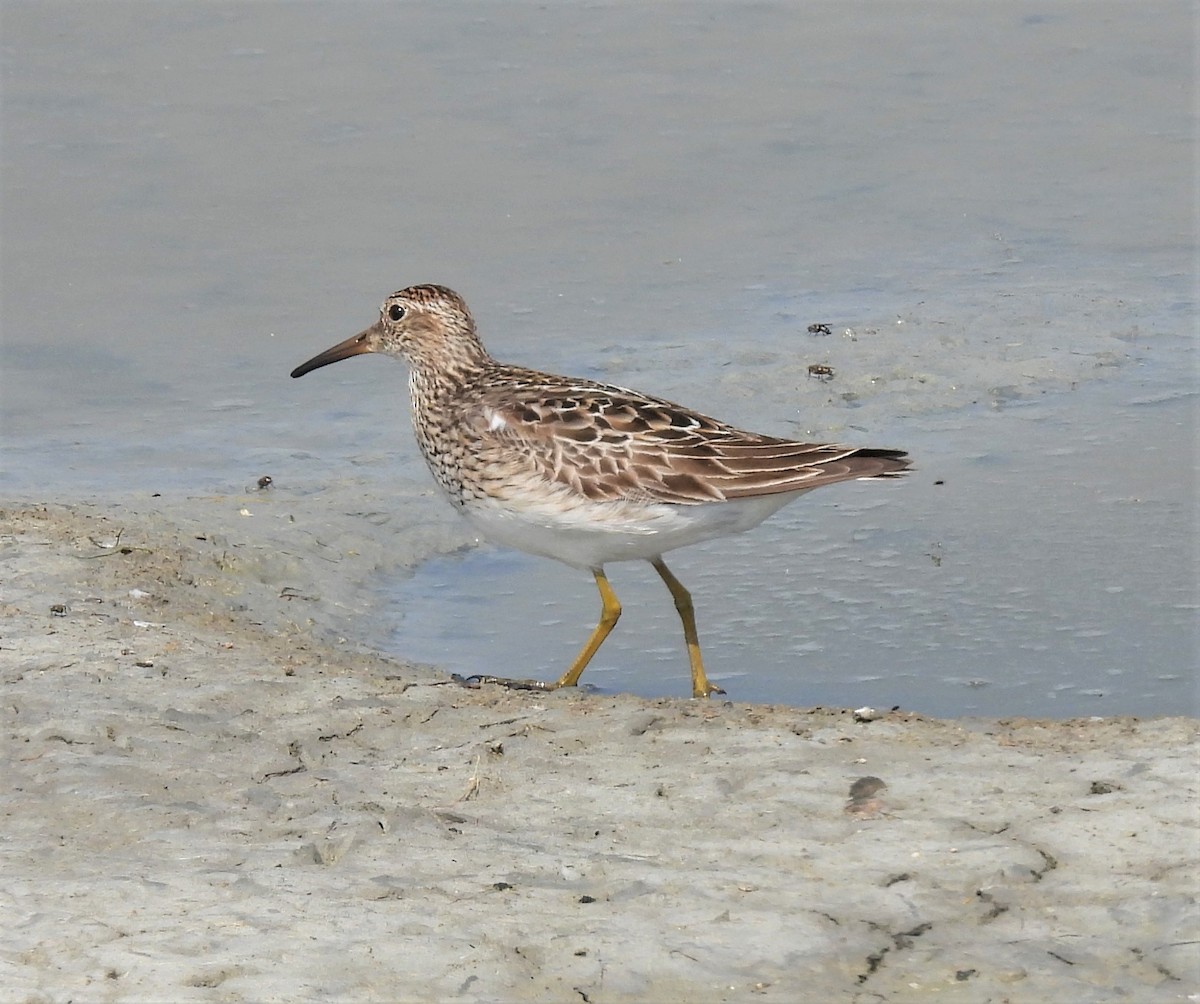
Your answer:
(388, 304), (405, 321)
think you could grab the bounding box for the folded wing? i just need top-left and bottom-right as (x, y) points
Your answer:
(469, 375), (910, 506)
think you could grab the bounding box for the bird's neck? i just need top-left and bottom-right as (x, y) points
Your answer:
(407, 341), (491, 406)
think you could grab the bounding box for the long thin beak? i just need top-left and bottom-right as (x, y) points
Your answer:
(290, 321), (384, 378)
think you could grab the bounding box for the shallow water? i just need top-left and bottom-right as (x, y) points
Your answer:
(387, 367), (1197, 718)
(2, 2), (1194, 716)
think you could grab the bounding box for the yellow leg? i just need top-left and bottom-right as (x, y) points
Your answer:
(651, 557), (724, 698)
(457, 568), (621, 692)
(553, 568), (622, 688)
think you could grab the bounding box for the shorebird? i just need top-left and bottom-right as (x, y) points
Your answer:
(291, 284), (909, 698)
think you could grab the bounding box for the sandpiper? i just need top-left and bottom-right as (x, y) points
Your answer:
(292, 284), (909, 698)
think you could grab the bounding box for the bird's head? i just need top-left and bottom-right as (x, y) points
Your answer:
(290, 284), (486, 381)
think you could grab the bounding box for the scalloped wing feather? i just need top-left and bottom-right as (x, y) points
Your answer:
(467, 374), (909, 506)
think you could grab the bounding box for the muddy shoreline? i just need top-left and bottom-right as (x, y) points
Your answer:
(2, 503), (1196, 1001)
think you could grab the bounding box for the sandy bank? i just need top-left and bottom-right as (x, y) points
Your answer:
(1, 503), (1196, 1002)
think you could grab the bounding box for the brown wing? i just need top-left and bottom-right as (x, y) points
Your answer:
(468, 373), (909, 505)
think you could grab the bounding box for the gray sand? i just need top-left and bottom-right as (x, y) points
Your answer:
(3, 503), (1196, 1002)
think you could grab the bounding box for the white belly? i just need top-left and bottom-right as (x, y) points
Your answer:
(457, 490), (808, 570)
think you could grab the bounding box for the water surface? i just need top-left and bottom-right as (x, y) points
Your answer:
(2, 2), (1193, 716)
